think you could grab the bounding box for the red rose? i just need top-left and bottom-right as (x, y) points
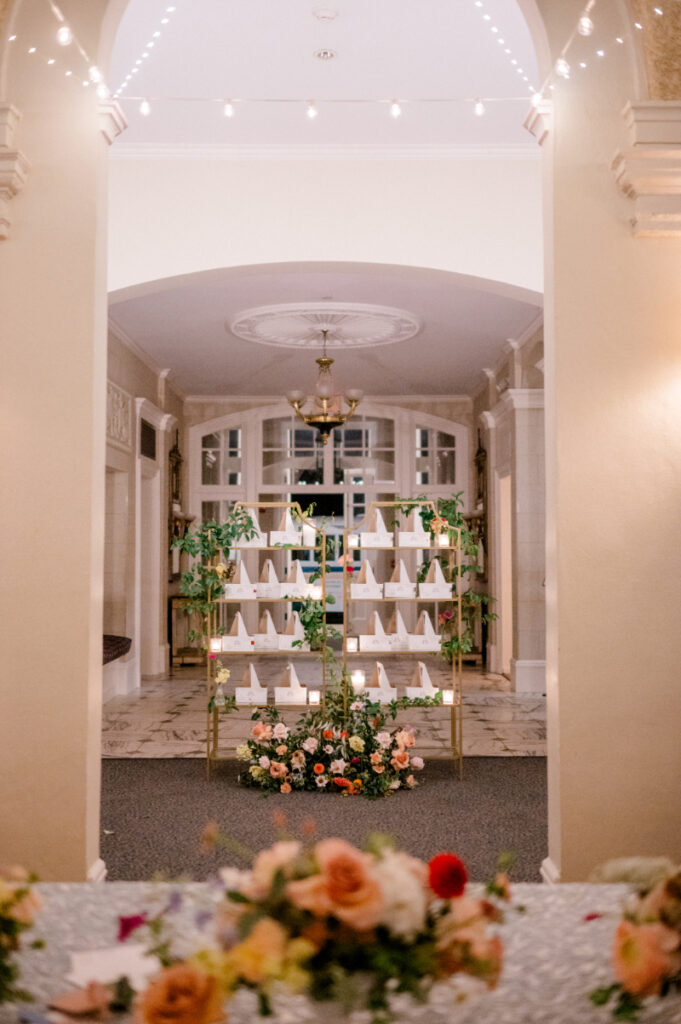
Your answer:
(351, 757), (360, 764)
(428, 853), (468, 898)
(117, 912), (147, 942)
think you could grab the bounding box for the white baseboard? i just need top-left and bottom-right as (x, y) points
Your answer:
(88, 858), (108, 883)
(511, 658), (546, 693)
(541, 856), (560, 885)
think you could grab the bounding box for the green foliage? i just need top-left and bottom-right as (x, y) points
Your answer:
(0, 881), (39, 1006)
(292, 596), (342, 652)
(589, 984), (644, 1021)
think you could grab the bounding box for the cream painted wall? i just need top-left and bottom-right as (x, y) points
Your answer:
(107, 155), (543, 295)
(539, 0), (681, 879)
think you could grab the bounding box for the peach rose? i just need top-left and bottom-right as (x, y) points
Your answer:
(390, 750), (410, 771)
(245, 841), (301, 899)
(227, 917), (287, 985)
(613, 920), (681, 997)
(276, 745), (288, 756)
(280, 782), (292, 794)
(394, 730), (415, 749)
(269, 762), (288, 779)
(134, 962), (224, 1024)
(370, 752), (383, 765)
(372, 765), (385, 774)
(252, 722), (273, 742)
(287, 838), (383, 931)
(0, 877), (43, 926)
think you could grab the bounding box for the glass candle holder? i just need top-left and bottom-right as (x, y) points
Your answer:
(351, 670), (366, 693)
(308, 690), (321, 705)
(346, 637), (359, 653)
(348, 533), (359, 548)
(442, 689), (454, 705)
(437, 533), (449, 548)
(209, 637), (222, 653)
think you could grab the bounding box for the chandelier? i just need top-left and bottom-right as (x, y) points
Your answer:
(286, 329), (363, 445)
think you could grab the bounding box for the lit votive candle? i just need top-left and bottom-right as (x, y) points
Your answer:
(308, 690), (321, 705)
(437, 533), (449, 548)
(348, 533), (360, 548)
(351, 670), (366, 693)
(346, 637), (359, 653)
(309, 584), (323, 601)
(442, 689), (454, 705)
(209, 637), (222, 653)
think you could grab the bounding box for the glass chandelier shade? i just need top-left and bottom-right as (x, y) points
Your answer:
(286, 330), (363, 444)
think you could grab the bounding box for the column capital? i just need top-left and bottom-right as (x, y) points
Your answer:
(523, 99), (553, 147)
(612, 101), (681, 237)
(0, 104), (30, 241)
(99, 99), (127, 146)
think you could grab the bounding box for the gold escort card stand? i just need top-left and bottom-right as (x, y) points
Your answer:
(342, 500), (463, 776)
(205, 501), (329, 776)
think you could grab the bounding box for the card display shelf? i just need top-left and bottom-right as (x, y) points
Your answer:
(206, 501), (329, 775)
(342, 500), (464, 775)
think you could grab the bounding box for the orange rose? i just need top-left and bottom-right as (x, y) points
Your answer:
(613, 920), (681, 997)
(313, 763), (325, 775)
(287, 839), (383, 930)
(280, 782), (291, 794)
(228, 917), (287, 985)
(134, 963), (224, 1024)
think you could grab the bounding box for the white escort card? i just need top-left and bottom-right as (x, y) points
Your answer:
(253, 610), (279, 651)
(350, 560), (383, 599)
(405, 660), (441, 699)
(221, 612), (254, 652)
(238, 511), (267, 548)
(398, 508), (431, 548)
(270, 508), (303, 546)
(359, 507), (393, 548)
(418, 558), (452, 600)
(408, 610), (441, 652)
(366, 661), (397, 703)
(384, 559), (417, 599)
(359, 611), (390, 652)
(282, 560), (310, 599)
(386, 609), (410, 652)
(279, 611), (309, 651)
(224, 561), (257, 599)
(301, 522), (317, 548)
(275, 662), (308, 704)
(235, 664), (269, 705)
(257, 559), (281, 599)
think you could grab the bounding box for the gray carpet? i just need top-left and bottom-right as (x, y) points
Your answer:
(101, 758), (547, 883)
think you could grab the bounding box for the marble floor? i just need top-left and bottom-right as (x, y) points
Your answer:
(102, 660), (546, 759)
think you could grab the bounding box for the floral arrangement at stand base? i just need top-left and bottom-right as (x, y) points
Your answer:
(0, 864), (43, 1005)
(126, 830), (509, 1024)
(589, 858), (681, 1021)
(234, 678), (441, 798)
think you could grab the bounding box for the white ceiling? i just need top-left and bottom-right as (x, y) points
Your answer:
(108, 0), (540, 148)
(109, 263), (542, 397)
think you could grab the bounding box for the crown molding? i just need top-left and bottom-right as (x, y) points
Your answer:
(108, 317), (187, 400)
(183, 392), (473, 404)
(108, 141), (541, 162)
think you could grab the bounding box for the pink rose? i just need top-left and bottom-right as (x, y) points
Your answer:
(375, 732), (392, 749)
(273, 722), (289, 741)
(287, 839), (383, 931)
(406, 774), (416, 787)
(302, 737), (318, 754)
(411, 756), (425, 770)
(258, 755), (270, 769)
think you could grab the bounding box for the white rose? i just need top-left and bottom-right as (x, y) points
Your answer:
(376, 850), (428, 939)
(376, 732), (392, 748)
(273, 722), (289, 741)
(302, 737), (318, 754)
(258, 755), (270, 769)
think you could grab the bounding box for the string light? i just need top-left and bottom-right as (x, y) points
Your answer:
(139, 98), (151, 116)
(474, 98), (485, 116)
(555, 58), (570, 78)
(306, 101), (318, 119)
(390, 100), (402, 118)
(223, 100), (234, 118)
(578, 15), (594, 36)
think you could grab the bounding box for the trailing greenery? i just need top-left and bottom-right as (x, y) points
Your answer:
(293, 596), (342, 652)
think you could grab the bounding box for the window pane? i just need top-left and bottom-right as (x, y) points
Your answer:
(437, 450), (456, 484)
(202, 432), (220, 448)
(201, 501), (220, 522)
(437, 431), (455, 450)
(202, 449), (219, 485)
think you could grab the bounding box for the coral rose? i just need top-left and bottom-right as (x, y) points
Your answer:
(228, 917), (287, 985)
(287, 838), (383, 931)
(390, 750), (410, 771)
(613, 920), (681, 997)
(134, 963), (223, 1024)
(269, 762), (288, 779)
(429, 853), (468, 898)
(252, 722), (273, 742)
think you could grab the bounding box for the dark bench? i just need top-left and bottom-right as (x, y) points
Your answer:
(103, 635), (132, 666)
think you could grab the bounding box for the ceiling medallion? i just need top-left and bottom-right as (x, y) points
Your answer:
(230, 302), (421, 350)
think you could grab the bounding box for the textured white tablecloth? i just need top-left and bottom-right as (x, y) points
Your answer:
(3, 882), (681, 1024)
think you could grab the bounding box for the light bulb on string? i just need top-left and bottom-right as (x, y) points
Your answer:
(531, 92), (542, 107)
(96, 83), (109, 100)
(578, 14), (594, 36)
(555, 57), (570, 78)
(139, 98), (151, 116)
(474, 98), (485, 116)
(223, 100), (234, 118)
(390, 100), (402, 118)
(57, 24), (72, 46)
(89, 65), (102, 83)
(307, 101), (318, 119)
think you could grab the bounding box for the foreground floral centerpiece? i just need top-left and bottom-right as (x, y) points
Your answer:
(236, 682), (438, 797)
(0, 865), (42, 1005)
(131, 832), (507, 1023)
(590, 858), (681, 1020)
